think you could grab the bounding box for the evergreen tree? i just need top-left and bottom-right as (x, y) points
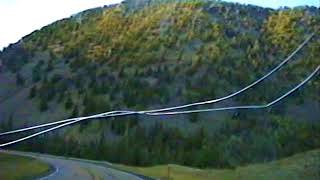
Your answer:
(29, 86), (37, 99)
(39, 99), (48, 112)
(6, 114), (14, 131)
(16, 72), (25, 86)
(46, 60), (54, 72)
(65, 97), (74, 110)
(71, 105), (79, 117)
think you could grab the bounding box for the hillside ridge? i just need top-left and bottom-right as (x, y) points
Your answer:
(0, 0), (319, 169)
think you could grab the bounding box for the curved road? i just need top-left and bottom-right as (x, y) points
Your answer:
(1, 150), (149, 180)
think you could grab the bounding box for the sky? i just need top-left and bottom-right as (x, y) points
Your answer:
(0, 0), (123, 50)
(0, 0), (318, 50)
(224, 0), (318, 9)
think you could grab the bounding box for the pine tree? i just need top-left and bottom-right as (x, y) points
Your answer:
(65, 97), (73, 110)
(71, 105), (79, 117)
(16, 72), (25, 86)
(6, 114), (14, 131)
(29, 86), (37, 99)
(39, 99), (48, 112)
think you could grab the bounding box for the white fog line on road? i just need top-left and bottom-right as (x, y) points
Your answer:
(38, 166), (59, 180)
(2, 150), (146, 180)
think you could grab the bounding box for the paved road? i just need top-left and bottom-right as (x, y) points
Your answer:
(1, 150), (146, 180)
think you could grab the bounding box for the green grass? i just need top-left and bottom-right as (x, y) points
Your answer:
(0, 153), (52, 180)
(115, 149), (320, 180)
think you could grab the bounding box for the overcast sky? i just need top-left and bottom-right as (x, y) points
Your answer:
(0, 0), (123, 50)
(0, 0), (318, 50)
(225, 0), (318, 9)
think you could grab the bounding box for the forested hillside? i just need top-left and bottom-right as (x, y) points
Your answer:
(0, 0), (319, 168)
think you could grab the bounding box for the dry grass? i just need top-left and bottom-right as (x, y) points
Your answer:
(115, 149), (320, 180)
(0, 152), (52, 180)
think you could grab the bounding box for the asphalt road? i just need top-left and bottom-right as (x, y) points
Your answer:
(1, 150), (147, 180)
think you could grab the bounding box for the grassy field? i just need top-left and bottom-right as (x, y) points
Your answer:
(0, 152), (52, 180)
(116, 149), (320, 180)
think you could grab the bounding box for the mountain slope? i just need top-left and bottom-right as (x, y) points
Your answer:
(0, 0), (319, 169)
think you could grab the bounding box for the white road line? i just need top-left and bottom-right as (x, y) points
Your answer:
(38, 166), (59, 180)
